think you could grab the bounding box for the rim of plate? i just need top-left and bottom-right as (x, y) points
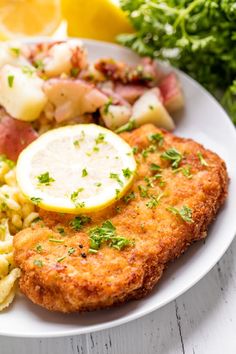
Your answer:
(1, 38), (236, 338)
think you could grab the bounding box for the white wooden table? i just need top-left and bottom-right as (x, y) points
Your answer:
(1, 237), (236, 354)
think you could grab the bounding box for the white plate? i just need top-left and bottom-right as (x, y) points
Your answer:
(1, 39), (236, 338)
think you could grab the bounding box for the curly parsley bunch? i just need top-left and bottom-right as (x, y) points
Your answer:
(119, 0), (236, 123)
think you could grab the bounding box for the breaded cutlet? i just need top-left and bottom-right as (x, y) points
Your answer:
(13, 124), (228, 312)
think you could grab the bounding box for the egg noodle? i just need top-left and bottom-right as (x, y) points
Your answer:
(0, 155), (39, 310)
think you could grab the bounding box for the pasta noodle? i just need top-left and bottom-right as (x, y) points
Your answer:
(0, 156), (39, 311)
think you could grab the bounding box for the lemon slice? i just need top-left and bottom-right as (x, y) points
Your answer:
(0, 0), (61, 40)
(16, 124), (136, 214)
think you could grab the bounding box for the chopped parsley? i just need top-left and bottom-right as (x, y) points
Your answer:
(73, 140), (80, 147)
(173, 165), (192, 179)
(197, 152), (208, 167)
(122, 168), (132, 179)
(71, 67), (79, 77)
(167, 205), (193, 223)
(70, 188), (84, 206)
(33, 259), (43, 267)
(115, 119), (136, 134)
(161, 148), (183, 169)
(68, 247), (76, 255)
(70, 215), (91, 231)
(89, 220), (133, 252)
(110, 173), (123, 187)
(30, 197), (42, 205)
(48, 238), (64, 243)
(37, 172), (55, 186)
(57, 256), (66, 263)
(95, 133), (106, 144)
(57, 227), (66, 236)
(141, 145), (156, 159)
(0, 155), (15, 169)
(103, 97), (113, 114)
(82, 168), (88, 177)
(148, 133), (164, 146)
(146, 193), (163, 209)
(93, 146), (99, 152)
(8, 75), (14, 88)
(123, 191), (135, 203)
(132, 146), (138, 154)
(34, 59), (44, 70)
(10, 47), (20, 56)
(22, 66), (35, 76)
(138, 184), (149, 198)
(95, 182), (102, 187)
(150, 163), (161, 172)
(115, 189), (120, 199)
(35, 244), (43, 253)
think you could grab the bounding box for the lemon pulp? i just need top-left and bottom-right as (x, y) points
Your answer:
(16, 124), (136, 214)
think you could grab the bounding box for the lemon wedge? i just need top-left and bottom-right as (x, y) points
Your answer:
(16, 124), (136, 214)
(61, 0), (133, 42)
(0, 0), (61, 40)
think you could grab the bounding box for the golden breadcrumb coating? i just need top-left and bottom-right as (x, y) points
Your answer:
(14, 124), (228, 312)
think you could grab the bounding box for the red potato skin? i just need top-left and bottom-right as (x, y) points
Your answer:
(14, 124), (228, 313)
(159, 73), (184, 113)
(0, 114), (38, 161)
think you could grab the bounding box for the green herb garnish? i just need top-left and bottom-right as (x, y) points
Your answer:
(30, 197), (42, 205)
(48, 238), (64, 243)
(150, 163), (161, 172)
(10, 47), (20, 56)
(103, 97), (113, 114)
(34, 59), (44, 70)
(123, 191), (135, 203)
(8, 75), (14, 88)
(141, 145), (156, 159)
(37, 172), (55, 186)
(71, 67), (79, 77)
(110, 173), (123, 187)
(122, 168), (132, 179)
(89, 220), (133, 252)
(161, 148), (183, 169)
(167, 205), (193, 223)
(82, 168), (88, 177)
(70, 188), (84, 206)
(0, 155), (15, 169)
(57, 256), (66, 263)
(118, 1), (236, 124)
(138, 184), (149, 198)
(146, 193), (163, 209)
(57, 227), (66, 236)
(197, 152), (208, 167)
(115, 119), (136, 134)
(70, 215), (91, 231)
(95, 133), (106, 144)
(22, 66), (35, 76)
(68, 247), (76, 255)
(35, 244), (43, 253)
(148, 133), (164, 146)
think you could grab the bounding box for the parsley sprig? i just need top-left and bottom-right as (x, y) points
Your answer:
(37, 172), (55, 186)
(161, 148), (183, 169)
(119, 0), (236, 124)
(89, 220), (133, 252)
(167, 205), (193, 223)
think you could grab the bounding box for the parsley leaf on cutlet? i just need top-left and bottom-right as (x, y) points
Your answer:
(89, 220), (133, 252)
(70, 216), (91, 231)
(148, 133), (164, 146)
(161, 148), (183, 169)
(167, 205), (193, 223)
